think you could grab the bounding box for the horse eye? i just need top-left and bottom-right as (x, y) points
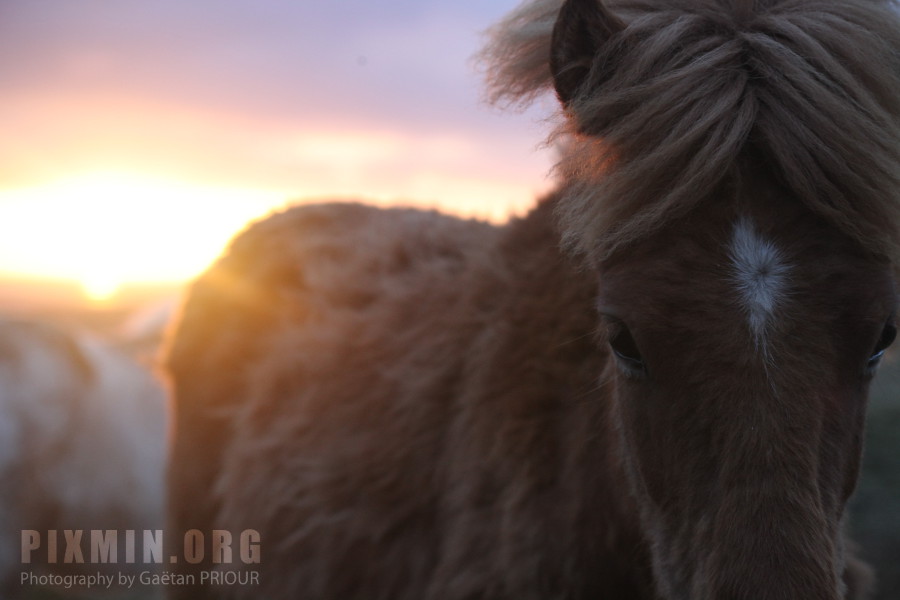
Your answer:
(609, 324), (648, 377)
(867, 320), (897, 372)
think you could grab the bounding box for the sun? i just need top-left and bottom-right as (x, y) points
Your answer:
(0, 171), (286, 301)
(81, 272), (121, 302)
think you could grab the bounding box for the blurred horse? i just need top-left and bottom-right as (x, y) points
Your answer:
(166, 0), (900, 598)
(0, 319), (165, 597)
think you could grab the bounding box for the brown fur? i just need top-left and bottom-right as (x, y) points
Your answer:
(167, 201), (658, 599)
(166, 0), (900, 598)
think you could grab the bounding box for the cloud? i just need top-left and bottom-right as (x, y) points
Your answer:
(0, 0), (559, 284)
(0, 0), (554, 189)
(0, 0), (536, 127)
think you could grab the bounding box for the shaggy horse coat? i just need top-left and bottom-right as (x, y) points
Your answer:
(166, 0), (900, 598)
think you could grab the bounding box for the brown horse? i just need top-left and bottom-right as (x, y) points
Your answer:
(165, 0), (900, 598)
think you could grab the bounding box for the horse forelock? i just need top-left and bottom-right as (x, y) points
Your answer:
(482, 0), (900, 265)
(479, 0), (564, 107)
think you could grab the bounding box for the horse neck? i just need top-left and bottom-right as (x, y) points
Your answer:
(489, 194), (654, 584)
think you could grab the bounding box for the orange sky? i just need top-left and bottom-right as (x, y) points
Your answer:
(0, 0), (556, 301)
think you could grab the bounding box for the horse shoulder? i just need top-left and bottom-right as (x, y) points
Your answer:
(166, 201), (503, 598)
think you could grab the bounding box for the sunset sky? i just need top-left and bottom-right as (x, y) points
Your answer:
(0, 0), (556, 300)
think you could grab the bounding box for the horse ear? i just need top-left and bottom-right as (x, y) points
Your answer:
(550, 0), (625, 105)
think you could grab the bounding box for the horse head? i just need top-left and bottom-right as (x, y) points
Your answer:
(544, 0), (900, 597)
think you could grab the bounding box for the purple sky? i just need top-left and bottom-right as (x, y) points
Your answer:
(0, 0), (556, 213)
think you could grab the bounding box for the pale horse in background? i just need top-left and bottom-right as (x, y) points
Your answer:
(0, 318), (166, 598)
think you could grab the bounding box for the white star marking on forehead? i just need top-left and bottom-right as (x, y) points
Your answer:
(729, 217), (791, 349)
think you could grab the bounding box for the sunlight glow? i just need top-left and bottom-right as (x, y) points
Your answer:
(0, 171), (286, 301)
(81, 273), (122, 302)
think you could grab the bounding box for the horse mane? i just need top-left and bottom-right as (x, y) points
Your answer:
(480, 0), (900, 263)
